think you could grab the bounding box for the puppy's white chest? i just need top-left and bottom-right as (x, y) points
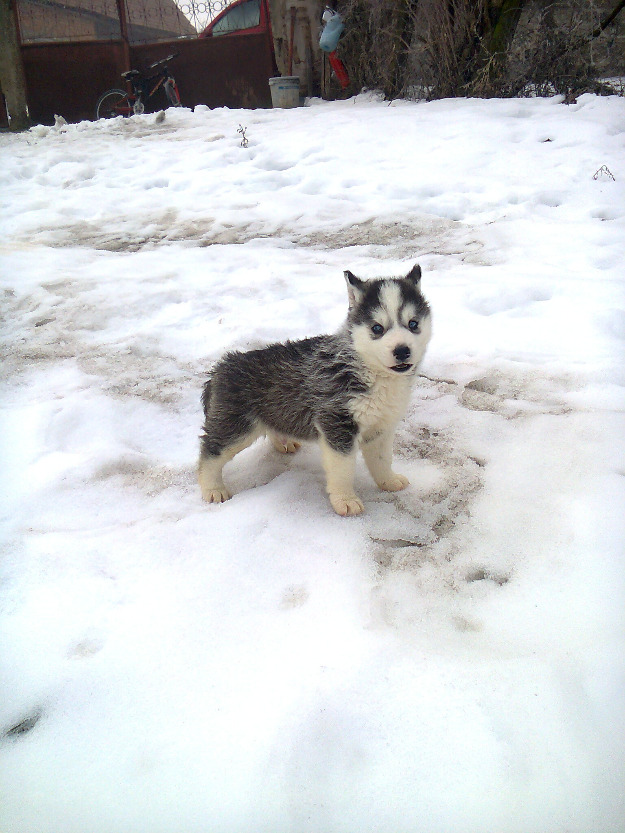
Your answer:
(351, 375), (412, 438)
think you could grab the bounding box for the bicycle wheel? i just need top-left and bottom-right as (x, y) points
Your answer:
(95, 89), (133, 120)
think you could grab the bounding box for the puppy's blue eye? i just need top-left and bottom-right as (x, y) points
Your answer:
(408, 320), (419, 332)
(371, 323), (384, 336)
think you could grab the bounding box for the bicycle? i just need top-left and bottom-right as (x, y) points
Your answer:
(95, 53), (181, 120)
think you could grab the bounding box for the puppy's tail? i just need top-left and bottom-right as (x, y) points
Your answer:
(201, 378), (212, 418)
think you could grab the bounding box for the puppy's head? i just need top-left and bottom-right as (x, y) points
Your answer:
(345, 264), (432, 376)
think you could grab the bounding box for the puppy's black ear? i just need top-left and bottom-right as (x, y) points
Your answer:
(344, 270), (365, 309)
(405, 264), (422, 285)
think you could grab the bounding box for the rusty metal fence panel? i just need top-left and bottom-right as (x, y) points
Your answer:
(133, 33), (275, 107)
(21, 40), (128, 120)
(13, 0), (277, 124)
(20, 33), (275, 123)
(8, 0), (277, 124)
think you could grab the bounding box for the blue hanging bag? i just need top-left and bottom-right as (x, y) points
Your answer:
(319, 8), (344, 53)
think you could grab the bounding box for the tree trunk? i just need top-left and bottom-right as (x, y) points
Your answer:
(0, 0), (30, 130)
(383, 0), (420, 99)
(424, 0), (527, 98)
(481, 0), (526, 90)
(486, 0), (526, 58)
(465, 0), (527, 94)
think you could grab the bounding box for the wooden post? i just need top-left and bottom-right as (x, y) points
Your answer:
(288, 5), (296, 75)
(115, 0), (131, 72)
(0, 0), (30, 130)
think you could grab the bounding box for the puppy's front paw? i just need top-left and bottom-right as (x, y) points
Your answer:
(201, 486), (231, 503)
(378, 473), (409, 492)
(329, 493), (364, 517)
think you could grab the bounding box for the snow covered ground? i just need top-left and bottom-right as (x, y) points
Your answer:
(1, 93), (624, 833)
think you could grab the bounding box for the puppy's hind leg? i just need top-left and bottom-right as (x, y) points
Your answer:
(198, 424), (262, 504)
(198, 449), (232, 504)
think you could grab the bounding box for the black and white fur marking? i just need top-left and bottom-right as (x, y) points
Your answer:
(199, 264), (432, 516)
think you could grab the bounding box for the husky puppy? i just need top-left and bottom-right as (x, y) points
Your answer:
(199, 264), (432, 516)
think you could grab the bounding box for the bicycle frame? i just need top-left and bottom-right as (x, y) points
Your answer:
(128, 73), (166, 103)
(122, 55), (180, 115)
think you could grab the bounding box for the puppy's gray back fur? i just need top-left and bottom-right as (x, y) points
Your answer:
(201, 330), (369, 457)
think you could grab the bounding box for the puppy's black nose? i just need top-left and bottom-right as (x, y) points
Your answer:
(393, 344), (411, 362)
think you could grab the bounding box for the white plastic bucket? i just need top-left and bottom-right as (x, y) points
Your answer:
(268, 76), (300, 109)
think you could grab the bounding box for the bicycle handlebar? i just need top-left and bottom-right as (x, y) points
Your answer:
(148, 53), (179, 71)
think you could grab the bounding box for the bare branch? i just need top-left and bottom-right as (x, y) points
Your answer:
(592, 0), (625, 38)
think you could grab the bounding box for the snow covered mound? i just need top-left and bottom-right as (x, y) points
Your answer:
(1, 94), (624, 833)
